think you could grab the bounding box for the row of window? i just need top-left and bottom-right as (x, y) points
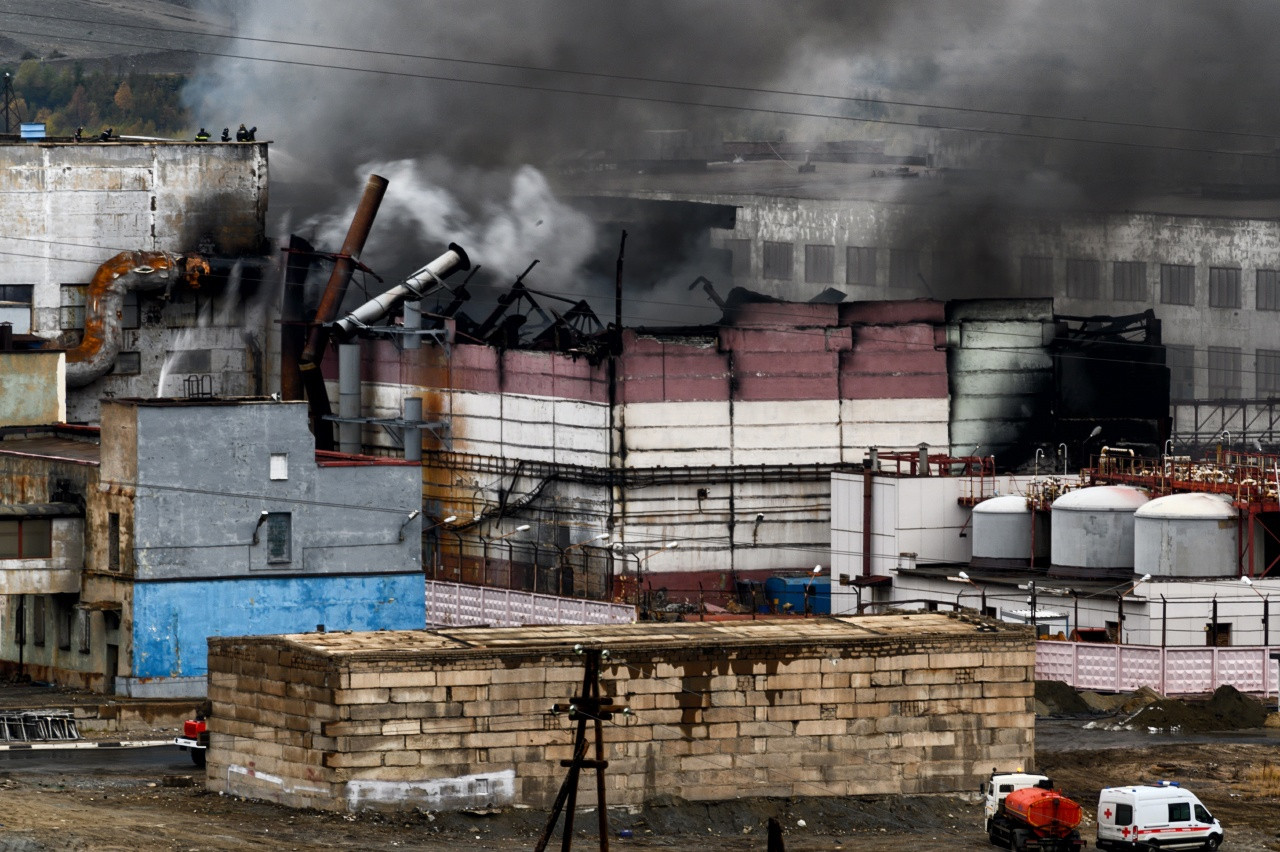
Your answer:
(13, 595), (93, 654)
(1167, 346), (1280, 399)
(731, 240), (1280, 309)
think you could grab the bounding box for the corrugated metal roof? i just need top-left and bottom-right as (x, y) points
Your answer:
(0, 436), (100, 465)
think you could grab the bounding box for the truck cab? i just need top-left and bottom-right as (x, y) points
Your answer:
(982, 769), (1053, 832)
(1096, 782), (1222, 851)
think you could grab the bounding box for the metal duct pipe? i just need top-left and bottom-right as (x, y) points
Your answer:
(332, 243), (470, 340)
(403, 300), (421, 351)
(404, 396), (423, 463)
(337, 343), (361, 453)
(66, 251), (209, 388)
(301, 174), (388, 365)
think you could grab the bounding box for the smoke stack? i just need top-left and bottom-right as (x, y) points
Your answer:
(332, 243), (470, 339)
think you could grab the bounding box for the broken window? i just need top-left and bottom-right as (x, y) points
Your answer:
(60, 283), (87, 331)
(762, 241), (793, 280)
(1020, 256), (1053, 297)
(1166, 345), (1196, 400)
(266, 512), (292, 563)
(889, 249), (920, 289)
(112, 351), (141, 376)
(1160, 263), (1196, 306)
(804, 244), (835, 284)
(1207, 346), (1241, 398)
(0, 284), (33, 334)
(1258, 349), (1280, 396)
(0, 518), (52, 559)
(725, 239), (751, 278)
(846, 246), (876, 286)
(1258, 269), (1280, 311)
(1208, 267), (1241, 308)
(1112, 261), (1147, 302)
(108, 513), (120, 570)
(1065, 259), (1101, 299)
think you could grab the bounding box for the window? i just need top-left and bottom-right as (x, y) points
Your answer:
(1194, 804), (1212, 823)
(1166, 345), (1195, 400)
(33, 596), (45, 647)
(1114, 803), (1133, 826)
(166, 349), (212, 373)
(77, 609), (91, 653)
(1258, 269), (1280, 311)
(1258, 350), (1280, 396)
(269, 453), (289, 481)
(804, 244), (835, 284)
(1065, 259), (1101, 299)
(1207, 347), (1241, 398)
(762, 241), (793, 280)
(1168, 802), (1191, 822)
(846, 246), (876, 286)
(108, 512), (121, 570)
(1113, 261), (1147, 302)
(57, 600), (72, 651)
(1160, 263), (1196, 305)
(0, 284), (33, 334)
(265, 512), (292, 563)
(889, 249), (920, 289)
(1205, 621), (1231, 647)
(60, 283), (87, 331)
(1020, 256), (1053, 297)
(725, 239), (751, 278)
(0, 518), (52, 559)
(112, 351), (141, 376)
(121, 290), (140, 329)
(1208, 267), (1241, 308)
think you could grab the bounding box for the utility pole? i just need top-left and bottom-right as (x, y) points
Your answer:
(2, 73), (20, 134)
(536, 645), (628, 852)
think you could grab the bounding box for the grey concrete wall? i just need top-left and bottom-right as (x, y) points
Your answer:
(97, 399), (422, 581)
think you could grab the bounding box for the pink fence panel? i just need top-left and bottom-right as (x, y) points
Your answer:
(1037, 641), (1280, 697)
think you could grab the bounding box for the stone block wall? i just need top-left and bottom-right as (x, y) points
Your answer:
(206, 615), (1034, 812)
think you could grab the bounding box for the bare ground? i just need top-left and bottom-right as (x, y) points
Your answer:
(0, 737), (1277, 851)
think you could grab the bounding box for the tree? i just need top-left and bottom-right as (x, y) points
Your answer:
(113, 80), (133, 113)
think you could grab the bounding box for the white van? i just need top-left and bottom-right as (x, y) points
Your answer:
(1096, 782), (1223, 851)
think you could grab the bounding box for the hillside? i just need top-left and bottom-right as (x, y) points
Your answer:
(1, 1), (230, 73)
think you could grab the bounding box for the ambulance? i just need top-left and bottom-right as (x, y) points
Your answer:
(1096, 782), (1223, 850)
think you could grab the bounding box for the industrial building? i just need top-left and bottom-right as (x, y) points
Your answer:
(0, 137), (273, 422)
(0, 369), (426, 696)
(558, 157), (1280, 450)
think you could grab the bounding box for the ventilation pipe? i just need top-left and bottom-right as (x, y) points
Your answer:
(337, 343), (361, 453)
(331, 243), (470, 340)
(66, 251), (209, 388)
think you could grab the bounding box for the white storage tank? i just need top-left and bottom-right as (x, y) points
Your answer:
(970, 494), (1050, 573)
(1134, 492), (1239, 578)
(1048, 486), (1149, 580)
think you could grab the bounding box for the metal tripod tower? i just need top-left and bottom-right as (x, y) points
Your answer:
(2, 73), (19, 134)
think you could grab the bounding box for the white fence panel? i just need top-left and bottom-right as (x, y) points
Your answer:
(1037, 641), (1280, 697)
(426, 580), (636, 627)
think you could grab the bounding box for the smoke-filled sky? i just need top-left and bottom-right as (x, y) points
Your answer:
(180, 0), (1280, 321)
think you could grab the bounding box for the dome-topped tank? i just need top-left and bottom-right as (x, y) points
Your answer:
(970, 494), (1050, 573)
(1048, 486), (1149, 580)
(1134, 492), (1239, 578)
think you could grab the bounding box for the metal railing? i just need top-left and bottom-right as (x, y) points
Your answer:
(0, 711), (79, 742)
(425, 580), (635, 628)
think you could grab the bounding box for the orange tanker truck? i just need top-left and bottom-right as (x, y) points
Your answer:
(983, 769), (1085, 852)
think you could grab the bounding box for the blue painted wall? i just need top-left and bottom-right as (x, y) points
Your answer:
(131, 573), (425, 678)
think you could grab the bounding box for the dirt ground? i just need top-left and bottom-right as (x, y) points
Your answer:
(0, 740), (1276, 851)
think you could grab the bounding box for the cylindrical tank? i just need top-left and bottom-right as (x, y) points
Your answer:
(970, 495), (1050, 574)
(1134, 492), (1238, 578)
(1048, 486), (1149, 580)
(1004, 787), (1083, 838)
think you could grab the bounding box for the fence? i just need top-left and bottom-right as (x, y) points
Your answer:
(1036, 640), (1280, 697)
(425, 580), (636, 628)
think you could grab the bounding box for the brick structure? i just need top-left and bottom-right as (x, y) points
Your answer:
(206, 614), (1034, 812)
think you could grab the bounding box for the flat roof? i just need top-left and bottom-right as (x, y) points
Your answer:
(0, 432), (100, 466)
(556, 160), (1280, 221)
(223, 613), (1027, 663)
